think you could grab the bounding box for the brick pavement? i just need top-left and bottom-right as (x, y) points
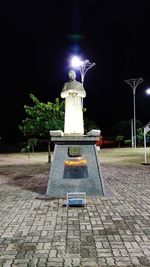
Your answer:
(0, 155), (150, 266)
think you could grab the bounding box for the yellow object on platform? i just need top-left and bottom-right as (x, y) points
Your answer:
(64, 159), (87, 167)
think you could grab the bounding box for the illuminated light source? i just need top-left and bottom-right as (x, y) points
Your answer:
(70, 55), (96, 111)
(70, 55), (96, 85)
(71, 56), (83, 68)
(146, 88), (150, 95)
(64, 159), (87, 167)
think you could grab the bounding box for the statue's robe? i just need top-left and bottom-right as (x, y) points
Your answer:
(61, 80), (86, 135)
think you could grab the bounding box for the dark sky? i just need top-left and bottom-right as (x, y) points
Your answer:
(0, 0), (150, 142)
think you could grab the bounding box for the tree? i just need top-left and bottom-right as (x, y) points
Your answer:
(84, 115), (98, 133)
(21, 138), (38, 158)
(115, 135), (124, 148)
(19, 94), (65, 162)
(112, 120), (143, 139)
(124, 139), (132, 146)
(136, 128), (144, 147)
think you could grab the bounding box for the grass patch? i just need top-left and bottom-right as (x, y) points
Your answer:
(0, 148), (150, 167)
(99, 147), (150, 166)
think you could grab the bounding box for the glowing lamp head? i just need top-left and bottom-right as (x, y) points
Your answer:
(71, 56), (83, 68)
(146, 88), (150, 95)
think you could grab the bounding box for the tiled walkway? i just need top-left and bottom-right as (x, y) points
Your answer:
(0, 155), (150, 266)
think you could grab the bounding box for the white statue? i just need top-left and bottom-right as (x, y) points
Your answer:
(61, 70), (86, 135)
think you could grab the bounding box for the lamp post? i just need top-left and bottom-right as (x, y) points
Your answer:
(71, 56), (96, 85)
(124, 78), (144, 148)
(71, 56), (96, 108)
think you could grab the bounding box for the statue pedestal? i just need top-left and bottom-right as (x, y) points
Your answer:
(46, 136), (105, 197)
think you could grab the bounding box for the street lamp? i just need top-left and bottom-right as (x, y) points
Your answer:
(71, 56), (96, 85)
(71, 56), (96, 108)
(124, 78), (144, 148)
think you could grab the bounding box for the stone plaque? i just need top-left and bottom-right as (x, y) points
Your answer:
(63, 165), (88, 179)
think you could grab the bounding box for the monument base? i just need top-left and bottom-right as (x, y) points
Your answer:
(46, 136), (105, 197)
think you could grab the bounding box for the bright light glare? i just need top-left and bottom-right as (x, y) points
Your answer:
(71, 56), (83, 67)
(146, 88), (150, 95)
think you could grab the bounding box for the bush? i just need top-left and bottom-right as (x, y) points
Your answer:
(124, 139), (131, 145)
(21, 146), (30, 153)
(115, 135), (124, 147)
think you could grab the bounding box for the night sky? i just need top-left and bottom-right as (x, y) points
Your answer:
(0, 0), (150, 142)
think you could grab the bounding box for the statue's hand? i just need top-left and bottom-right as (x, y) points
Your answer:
(72, 92), (78, 97)
(69, 89), (78, 96)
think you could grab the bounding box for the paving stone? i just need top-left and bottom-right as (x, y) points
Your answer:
(3, 260), (14, 267)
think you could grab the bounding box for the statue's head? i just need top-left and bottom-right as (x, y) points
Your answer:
(69, 70), (76, 81)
